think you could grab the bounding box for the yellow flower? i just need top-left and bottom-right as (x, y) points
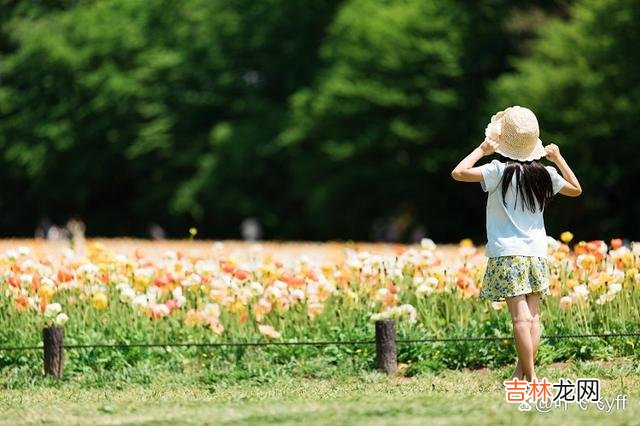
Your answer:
(92, 292), (108, 310)
(38, 284), (55, 301)
(189, 227), (198, 237)
(553, 251), (567, 260)
(560, 231), (574, 244)
(229, 299), (246, 314)
(459, 238), (474, 248)
(566, 279), (578, 290)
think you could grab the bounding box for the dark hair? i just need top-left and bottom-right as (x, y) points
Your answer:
(498, 155), (554, 213)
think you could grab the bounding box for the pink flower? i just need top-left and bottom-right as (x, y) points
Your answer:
(258, 324), (281, 339)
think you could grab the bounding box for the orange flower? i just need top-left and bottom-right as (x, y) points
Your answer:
(233, 269), (250, 281)
(305, 270), (319, 281)
(610, 238), (623, 249)
(382, 291), (397, 307)
(57, 268), (73, 283)
(8, 274), (20, 289)
(14, 294), (29, 311)
(220, 261), (235, 274)
(31, 273), (42, 292)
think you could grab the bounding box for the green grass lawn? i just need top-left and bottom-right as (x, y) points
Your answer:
(1, 358), (639, 425)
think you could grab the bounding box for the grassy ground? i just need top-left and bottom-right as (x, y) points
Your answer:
(0, 358), (638, 425)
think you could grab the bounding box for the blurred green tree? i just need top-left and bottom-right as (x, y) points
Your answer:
(490, 0), (640, 239)
(0, 0), (342, 237)
(279, 0), (528, 240)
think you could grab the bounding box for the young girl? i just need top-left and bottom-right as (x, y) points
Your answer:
(451, 106), (582, 382)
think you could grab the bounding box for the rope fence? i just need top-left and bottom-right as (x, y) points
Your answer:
(2, 331), (640, 352)
(1, 324), (638, 378)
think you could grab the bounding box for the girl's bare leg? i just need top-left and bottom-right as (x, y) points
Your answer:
(526, 293), (541, 367)
(505, 295), (536, 381)
(511, 293), (541, 380)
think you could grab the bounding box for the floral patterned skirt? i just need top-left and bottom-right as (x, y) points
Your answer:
(480, 255), (551, 302)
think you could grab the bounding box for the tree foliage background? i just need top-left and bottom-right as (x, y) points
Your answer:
(0, 0), (638, 241)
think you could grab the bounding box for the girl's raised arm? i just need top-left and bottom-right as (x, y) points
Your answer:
(451, 140), (498, 182)
(544, 144), (582, 197)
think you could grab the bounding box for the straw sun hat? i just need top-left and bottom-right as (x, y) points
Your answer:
(484, 106), (546, 162)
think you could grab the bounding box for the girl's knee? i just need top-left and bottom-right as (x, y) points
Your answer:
(511, 313), (534, 324)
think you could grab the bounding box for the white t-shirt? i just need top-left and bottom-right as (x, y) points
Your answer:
(478, 159), (568, 258)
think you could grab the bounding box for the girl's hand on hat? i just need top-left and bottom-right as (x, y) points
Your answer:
(544, 144), (562, 163)
(479, 139), (498, 156)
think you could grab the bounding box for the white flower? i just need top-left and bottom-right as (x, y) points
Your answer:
(264, 285), (283, 300)
(371, 304), (417, 324)
(194, 260), (217, 276)
(397, 304), (417, 324)
(28, 296), (38, 309)
(347, 259), (363, 269)
(607, 283), (622, 295)
(54, 313), (69, 326)
(491, 301), (506, 310)
(120, 287), (136, 303)
(426, 276), (439, 286)
(164, 250), (178, 260)
(546, 236), (561, 252)
(416, 283), (434, 297)
(4, 250), (18, 261)
(21, 259), (37, 270)
(44, 303), (62, 318)
(132, 295), (148, 309)
(420, 238), (437, 251)
(371, 311), (391, 321)
(571, 285), (589, 303)
(181, 273), (202, 287)
(152, 304), (170, 317)
(41, 277), (55, 287)
(596, 241), (608, 255)
(172, 286), (183, 299)
(169, 287), (187, 307)
(596, 293), (615, 305)
(611, 269), (625, 283)
(203, 303), (220, 319)
(20, 274), (33, 286)
(17, 246), (31, 256)
(361, 264), (374, 275)
(77, 263), (99, 275)
(62, 248), (77, 260)
(289, 288), (305, 302)
(249, 281), (264, 296)
(376, 288), (389, 300)
(146, 286), (159, 304)
(134, 267), (154, 279)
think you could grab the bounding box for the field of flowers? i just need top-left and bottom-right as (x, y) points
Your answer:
(1, 235), (639, 379)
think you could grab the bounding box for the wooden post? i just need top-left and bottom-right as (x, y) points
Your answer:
(43, 326), (64, 378)
(375, 319), (397, 375)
